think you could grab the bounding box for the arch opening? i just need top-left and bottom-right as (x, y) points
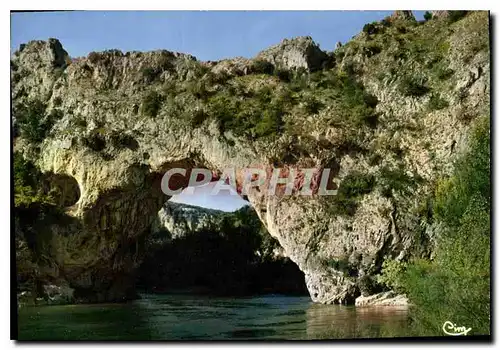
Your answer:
(134, 164), (308, 297)
(169, 181), (250, 212)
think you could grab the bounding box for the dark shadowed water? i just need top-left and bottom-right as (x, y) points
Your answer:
(17, 294), (419, 340)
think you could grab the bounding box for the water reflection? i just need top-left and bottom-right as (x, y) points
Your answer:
(17, 302), (157, 340)
(18, 294), (421, 340)
(306, 303), (412, 339)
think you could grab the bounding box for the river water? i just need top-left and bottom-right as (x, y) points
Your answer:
(17, 294), (419, 340)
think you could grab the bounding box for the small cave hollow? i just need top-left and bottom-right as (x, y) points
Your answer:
(43, 173), (81, 208)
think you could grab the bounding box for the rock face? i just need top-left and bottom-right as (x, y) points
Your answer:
(256, 36), (330, 71)
(12, 11), (490, 304)
(355, 291), (408, 307)
(151, 202), (223, 241)
(152, 202), (249, 240)
(18, 282), (75, 307)
(431, 11), (451, 19)
(389, 11), (416, 22)
(149, 201), (286, 259)
(148, 201), (275, 250)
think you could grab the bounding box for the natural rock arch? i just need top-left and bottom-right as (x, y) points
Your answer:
(36, 148), (380, 305)
(13, 39), (409, 304)
(14, 13), (490, 304)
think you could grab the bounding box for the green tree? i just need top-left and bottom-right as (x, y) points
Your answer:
(380, 117), (490, 336)
(141, 90), (164, 117)
(14, 100), (57, 143)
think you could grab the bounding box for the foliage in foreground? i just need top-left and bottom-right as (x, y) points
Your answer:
(378, 116), (490, 336)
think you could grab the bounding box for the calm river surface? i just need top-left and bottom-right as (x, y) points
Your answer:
(17, 294), (419, 340)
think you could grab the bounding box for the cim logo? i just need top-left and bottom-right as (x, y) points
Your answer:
(442, 321), (472, 336)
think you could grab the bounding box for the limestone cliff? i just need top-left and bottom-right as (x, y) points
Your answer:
(12, 11), (490, 304)
(148, 202), (283, 258)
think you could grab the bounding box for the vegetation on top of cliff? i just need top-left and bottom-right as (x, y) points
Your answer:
(378, 116), (490, 335)
(448, 11), (469, 23)
(199, 65), (379, 141)
(13, 11), (487, 168)
(423, 11), (433, 22)
(126, 34), (379, 143)
(205, 82), (287, 138)
(344, 10), (485, 112)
